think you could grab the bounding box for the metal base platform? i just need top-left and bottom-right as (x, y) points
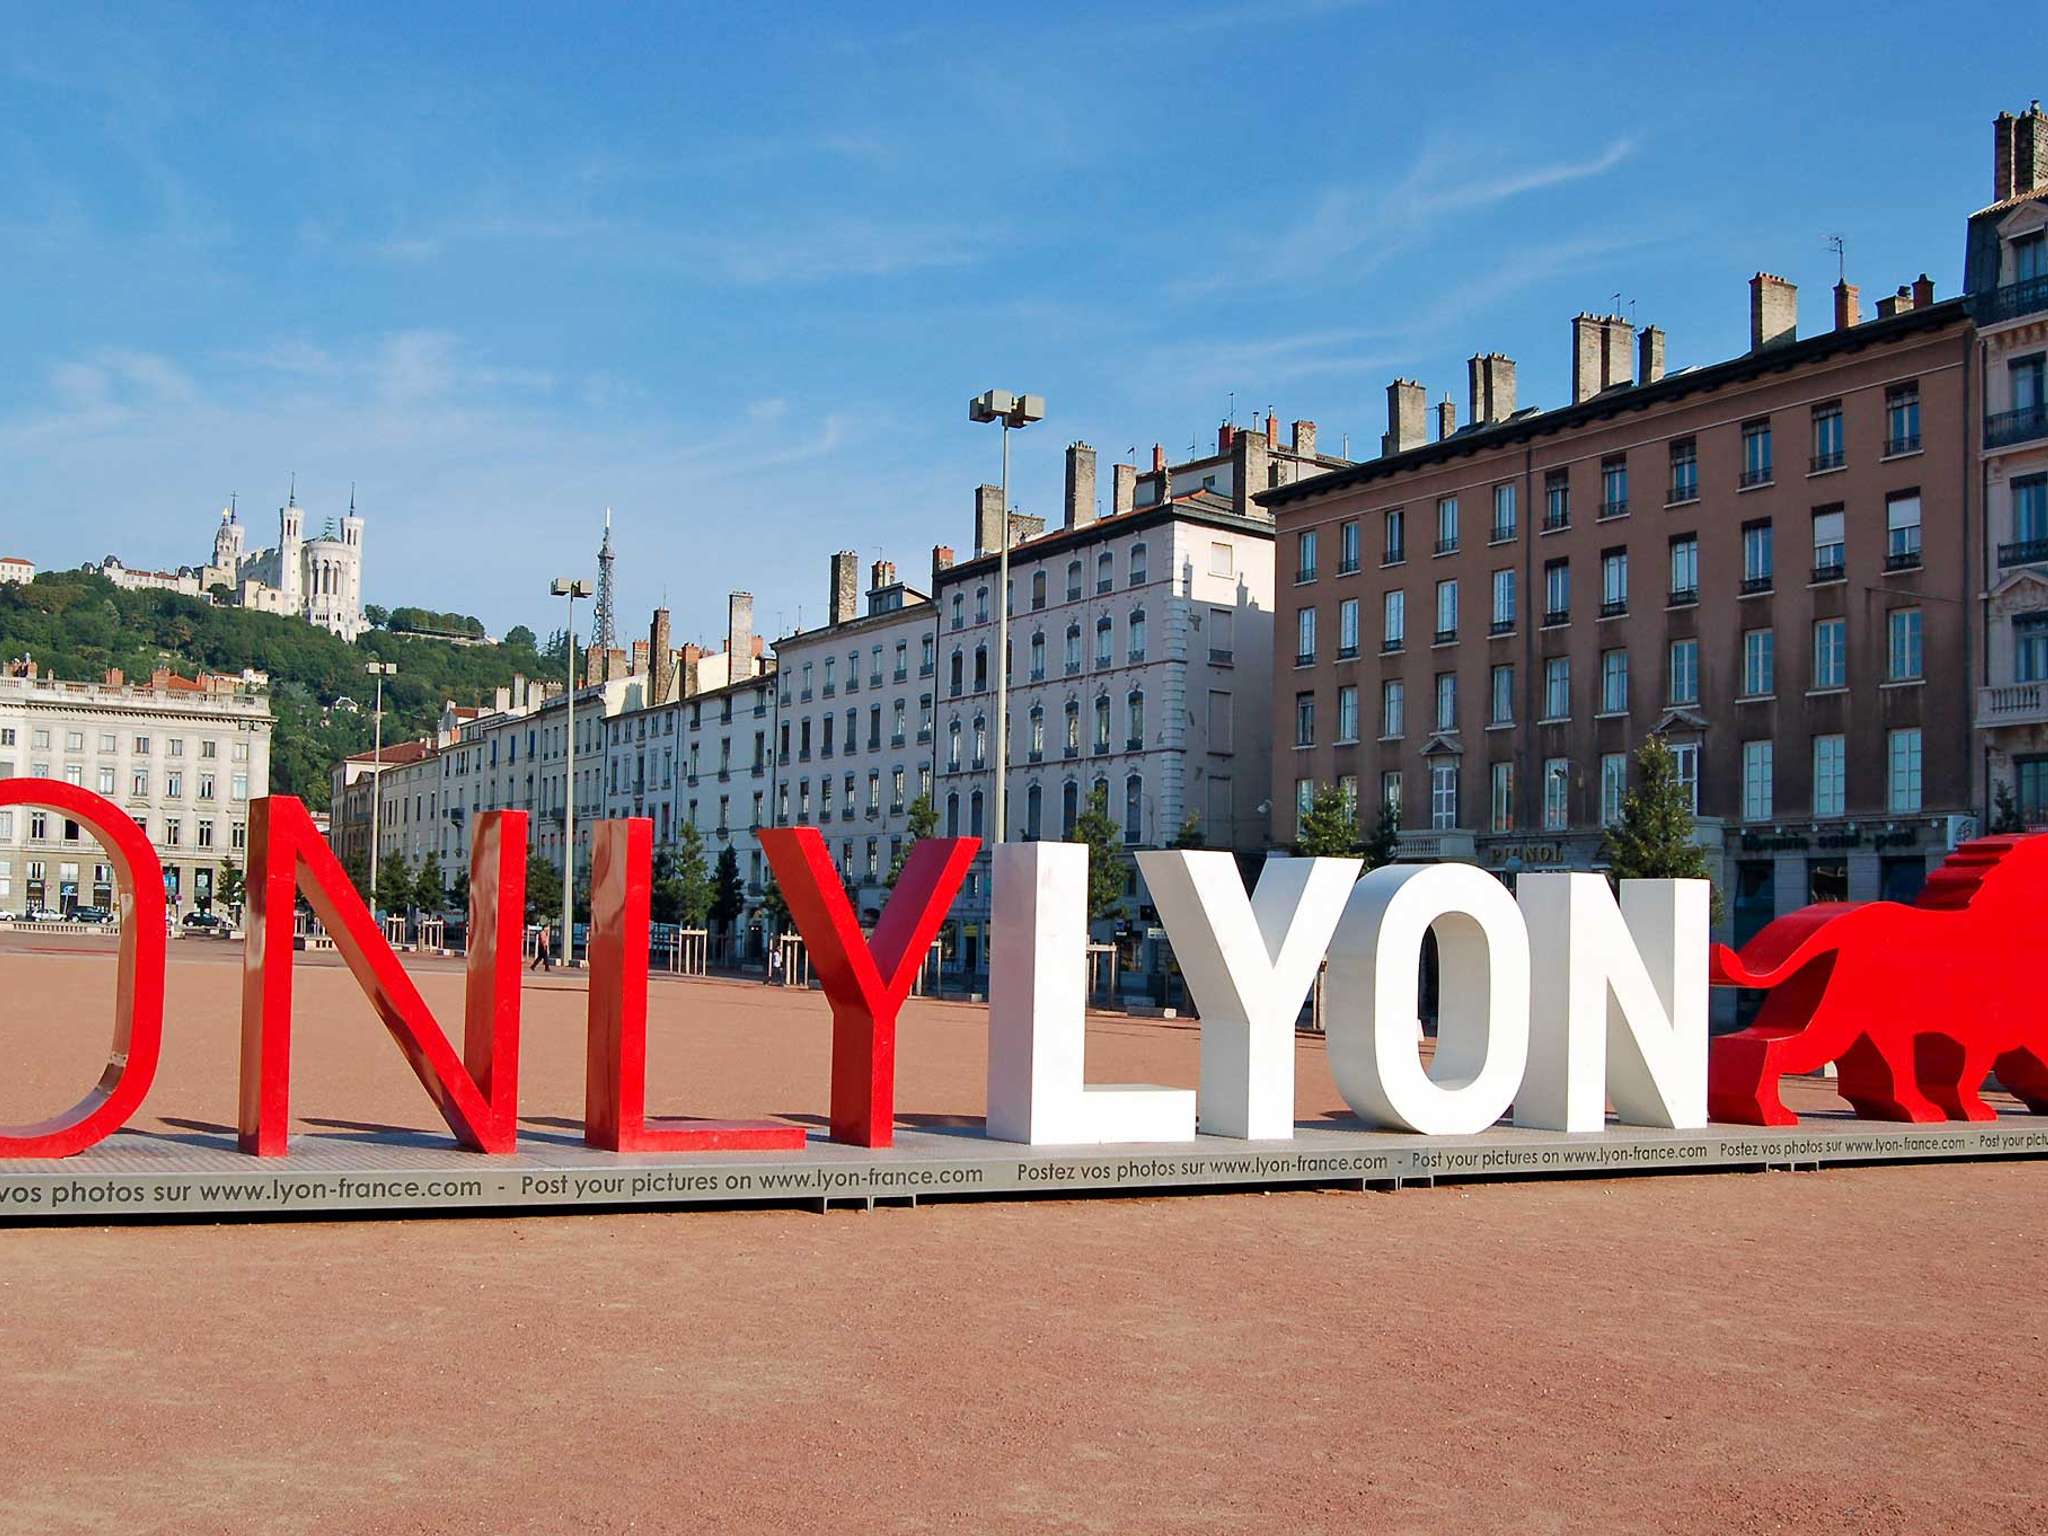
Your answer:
(6, 1112), (2048, 1221)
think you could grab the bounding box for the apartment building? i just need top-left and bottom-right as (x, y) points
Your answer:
(768, 555), (937, 925)
(1265, 274), (1974, 943)
(0, 662), (272, 914)
(1970, 99), (2048, 819)
(931, 424), (1337, 975)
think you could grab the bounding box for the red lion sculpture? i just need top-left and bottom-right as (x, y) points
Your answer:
(1708, 834), (2048, 1125)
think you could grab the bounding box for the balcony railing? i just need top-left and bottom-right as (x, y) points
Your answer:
(1987, 404), (2048, 451)
(1739, 575), (1774, 596)
(1666, 481), (1698, 506)
(1999, 537), (2048, 569)
(1810, 449), (1845, 473)
(1209, 646), (1233, 664)
(1598, 498), (1628, 520)
(1432, 628), (1458, 645)
(1381, 637), (1405, 654)
(1969, 273), (2048, 327)
(1336, 643), (1360, 660)
(1434, 537), (1459, 556)
(1599, 598), (1628, 618)
(1979, 682), (2048, 728)
(1883, 432), (1922, 456)
(1488, 618), (1514, 637)
(1542, 607), (1569, 627)
(1737, 466), (1773, 489)
(1810, 560), (1846, 585)
(1489, 523), (1515, 544)
(1295, 652), (1316, 667)
(1669, 586), (1698, 606)
(1543, 508), (1569, 532)
(1337, 557), (1361, 576)
(1296, 566), (1318, 583)
(1884, 547), (1923, 573)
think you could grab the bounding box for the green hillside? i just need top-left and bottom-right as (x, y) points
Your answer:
(1, 572), (556, 808)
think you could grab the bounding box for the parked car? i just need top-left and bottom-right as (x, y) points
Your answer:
(182, 910), (231, 931)
(20, 905), (65, 923)
(69, 906), (114, 924)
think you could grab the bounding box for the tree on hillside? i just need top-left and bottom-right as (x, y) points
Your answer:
(710, 845), (745, 934)
(1602, 736), (1722, 918)
(364, 604), (390, 628)
(1070, 785), (1126, 923)
(503, 624), (537, 652)
(886, 793), (940, 887)
(1294, 783), (1361, 859)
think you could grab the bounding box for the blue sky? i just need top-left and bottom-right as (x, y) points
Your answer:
(1, 1), (2032, 650)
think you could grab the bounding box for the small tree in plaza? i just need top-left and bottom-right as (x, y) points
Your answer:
(1362, 797), (1401, 871)
(414, 851), (445, 912)
(1070, 785), (1126, 923)
(215, 857), (245, 914)
(1170, 811), (1207, 849)
(1294, 782), (1361, 859)
(376, 851), (414, 914)
(887, 793), (940, 887)
(652, 824), (713, 926)
(710, 845), (745, 934)
(524, 854), (563, 926)
(1602, 736), (1722, 919)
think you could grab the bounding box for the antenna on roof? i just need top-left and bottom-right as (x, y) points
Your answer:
(1825, 233), (1846, 282)
(1228, 390), (1236, 425)
(287, 472), (296, 506)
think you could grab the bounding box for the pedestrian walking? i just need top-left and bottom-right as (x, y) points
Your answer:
(530, 924), (553, 973)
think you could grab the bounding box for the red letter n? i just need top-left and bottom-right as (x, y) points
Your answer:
(239, 796), (526, 1156)
(758, 826), (977, 1147)
(584, 818), (805, 1152)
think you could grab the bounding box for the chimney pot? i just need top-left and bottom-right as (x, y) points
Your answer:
(1217, 422), (1236, 454)
(1063, 441), (1097, 531)
(1637, 325), (1666, 384)
(2015, 100), (2048, 197)
(1111, 463), (1137, 517)
(828, 551), (859, 626)
(1911, 272), (1935, 308)
(1290, 420), (1318, 458)
(726, 592), (755, 682)
(974, 483), (1005, 556)
(1435, 396), (1456, 441)
(1152, 443), (1166, 473)
(1571, 315), (1604, 402)
(1748, 273), (1797, 351)
(1832, 281), (1861, 331)
(931, 544), (955, 583)
(1466, 352), (1517, 424)
(1382, 379), (1426, 456)
(1265, 411), (1278, 445)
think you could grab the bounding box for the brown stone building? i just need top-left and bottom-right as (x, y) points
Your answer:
(1261, 275), (1975, 941)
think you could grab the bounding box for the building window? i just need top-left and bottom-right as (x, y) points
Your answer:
(1742, 521), (1774, 591)
(1096, 617), (1114, 668)
(1740, 419), (1773, 487)
(1094, 694), (1111, 750)
(1887, 607), (1923, 681)
(1339, 520), (1361, 575)
(1295, 691), (1316, 748)
(1025, 783), (1043, 840)
(1096, 551), (1114, 594)
(1124, 775), (1143, 844)
(1435, 497), (1459, 554)
(1599, 753), (1627, 826)
(1813, 735), (1846, 818)
(1490, 760), (1515, 833)
(1066, 560), (1082, 601)
(1811, 506), (1845, 581)
(1429, 762), (1459, 830)
(1129, 608), (1147, 661)
(1600, 549), (1628, 616)
(1811, 401), (1844, 471)
(1490, 568), (1515, 631)
(1543, 558), (1570, 624)
(1668, 438), (1698, 503)
(1885, 382), (1920, 455)
(1434, 673), (1456, 732)
(1030, 570), (1046, 610)
(1813, 618), (1847, 690)
(1381, 770), (1403, 817)
(1742, 739), (1774, 821)
(1599, 455), (1628, 517)
(1065, 624), (1082, 674)
(1065, 700), (1081, 755)
(1542, 758), (1570, 831)
(1130, 542), (1148, 585)
(1669, 639), (1699, 705)
(1382, 680), (1405, 739)
(1544, 469), (1569, 530)
(1384, 508), (1406, 564)
(1489, 664), (1514, 725)
(1208, 543), (1233, 579)
(2018, 614), (2048, 683)
(1336, 684), (1359, 743)
(1338, 597), (1360, 658)
(1383, 590), (1406, 649)
(1295, 777), (1315, 830)
(1600, 648), (1629, 713)
(1296, 530), (1319, 583)
(1542, 656), (1569, 720)
(1434, 579), (1458, 642)
(1670, 741), (1700, 814)
(1295, 606), (1316, 665)
(1886, 492), (1922, 569)
(1062, 780), (1079, 837)
(1491, 483), (1516, 542)
(1669, 534), (1699, 602)
(1887, 728), (1923, 812)
(1742, 628), (1774, 697)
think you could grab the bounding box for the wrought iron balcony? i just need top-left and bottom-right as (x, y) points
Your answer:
(1987, 404), (2048, 451)
(1884, 547), (1923, 573)
(1543, 509), (1569, 532)
(1542, 608), (1569, 627)
(1434, 536), (1459, 556)
(1666, 481), (1699, 506)
(1598, 498), (1629, 520)
(1433, 628), (1458, 646)
(1669, 586), (1699, 607)
(1488, 618), (1514, 637)
(1380, 637), (1405, 654)
(1969, 273), (2048, 327)
(1810, 560), (1846, 585)
(1599, 598), (1628, 619)
(1739, 575), (1774, 596)
(1489, 523), (1516, 544)
(1999, 537), (2048, 569)
(1883, 432), (1922, 456)
(1737, 466), (1773, 489)
(1810, 449), (1845, 473)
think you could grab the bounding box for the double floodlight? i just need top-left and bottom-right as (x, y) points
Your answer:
(969, 389), (1045, 428)
(549, 578), (594, 598)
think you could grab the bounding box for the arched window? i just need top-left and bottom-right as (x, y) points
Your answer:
(950, 593), (964, 630)
(946, 792), (961, 837)
(1030, 570), (1046, 610)
(972, 713), (987, 768)
(1025, 783), (1043, 840)
(969, 789), (985, 839)
(1066, 560), (1083, 601)
(1028, 705), (1045, 757)
(1029, 630), (1046, 679)
(1124, 773), (1144, 844)
(1095, 615), (1113, 667)
(949, 648), (963, 694)
(1094, 693), (1111, 749)
(1064, 623), (1082, 673)
(947, 719), (962, 769)
(1061, 780), (1079, 836)
(1128, 608), (1146, 661)
(1130, 542), (1148, 586)
(976, 585), (990, 623)
(973, 645), (988, 692)
(1126, 688), (1145, 748)
(1096, 550), (1113, 593)
(1064, 699), (1081, 754)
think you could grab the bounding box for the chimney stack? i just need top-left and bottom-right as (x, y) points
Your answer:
(1063, 441), (1097, 531)
(1637, 325), (1666, 383)
(630, 639), (649, 677)
(1467, 353), (1517, 423)
(2015, 101), (2048, 197)
(1265, 411), (1278, 445)
(1833, 281), (1860, 331)
(1435, 395), (1456, 441)
(1111, 462), (1137, 517)
(650, 608), (674, 701)
(1570, 318), (1631, 401)
(828, 551), (859, 626)
(1152, 443), (1166, 472)
(1291, 420), (1317, 458)
(727, 592), (755, 682)
(931, 544), (955, 584)
(869, 558), (896, 593)
(1217, 422), (1237, 454)
(1996, 109), (2019, 202)
(1382, 379), (1426, 456)
(1601, 317), (1633, 389)
(1911, 272), (1936, 308)
(1749, 273), (1797, 350)
(974, 483), (1005, 556)
(680, 642), (703, 697)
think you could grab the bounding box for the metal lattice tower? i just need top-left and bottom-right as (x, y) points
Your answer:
(592, 507), (617, 652)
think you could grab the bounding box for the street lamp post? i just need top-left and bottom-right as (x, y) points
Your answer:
(549, 577), (593, 964)
(969, 389), (1044, 846)
(365, 661), (396, 912)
